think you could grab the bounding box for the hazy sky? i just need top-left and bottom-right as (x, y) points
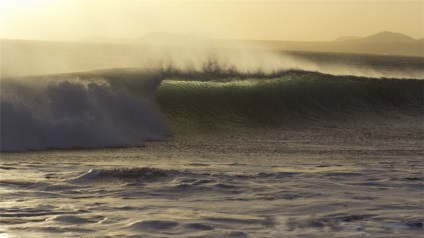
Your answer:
(0, 0), (423, 41)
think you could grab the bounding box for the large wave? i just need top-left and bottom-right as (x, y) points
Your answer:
(1, 62), (423, 151)
(1, 70), (169, 152)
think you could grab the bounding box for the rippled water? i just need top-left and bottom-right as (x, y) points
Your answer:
(1, 123), (423, 237)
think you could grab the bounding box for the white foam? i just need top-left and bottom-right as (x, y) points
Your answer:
(1, 73), (169, 151)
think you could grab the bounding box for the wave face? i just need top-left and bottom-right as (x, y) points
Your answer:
(157, 71), (423, 130)
(1, 70), (170, 152)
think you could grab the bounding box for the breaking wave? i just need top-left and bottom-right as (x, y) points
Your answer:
(1, 59), (423, 151)
(1, 69), (169, 152)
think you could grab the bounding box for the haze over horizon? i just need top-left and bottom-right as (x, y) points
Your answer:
(0, 0), (422, 42)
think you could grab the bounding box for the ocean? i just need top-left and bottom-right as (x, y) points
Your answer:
(1, 52), (423, 237)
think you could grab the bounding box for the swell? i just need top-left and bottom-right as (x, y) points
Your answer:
(156, 71), (423, 129)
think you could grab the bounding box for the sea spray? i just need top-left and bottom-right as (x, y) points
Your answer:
(0, 70), (169, 151)
(2, 39), (423, 79)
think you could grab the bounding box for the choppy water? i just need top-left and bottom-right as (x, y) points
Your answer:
(1, 122), (423, 237)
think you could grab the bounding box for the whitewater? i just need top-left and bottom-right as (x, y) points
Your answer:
(1, 51), (423, 237)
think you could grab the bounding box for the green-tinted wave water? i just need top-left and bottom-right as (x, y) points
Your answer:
(157, 71), (423, 130)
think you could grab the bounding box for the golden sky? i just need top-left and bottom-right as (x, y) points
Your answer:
(0, 0), (423, 41)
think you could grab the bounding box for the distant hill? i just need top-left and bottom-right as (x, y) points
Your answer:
(333, 36), (361, 42)
(350, 31), (416, 44)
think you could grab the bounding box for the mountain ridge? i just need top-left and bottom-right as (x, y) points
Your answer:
(345, 31), (417, 44)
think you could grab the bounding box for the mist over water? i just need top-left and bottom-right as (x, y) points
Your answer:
(1, 39), (423, 79)
(151, 46), (424, 79)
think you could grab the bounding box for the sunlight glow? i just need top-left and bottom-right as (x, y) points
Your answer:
(0, 0), (422, 41)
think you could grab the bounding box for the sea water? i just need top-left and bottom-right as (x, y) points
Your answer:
(1, 52), (423, 237)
